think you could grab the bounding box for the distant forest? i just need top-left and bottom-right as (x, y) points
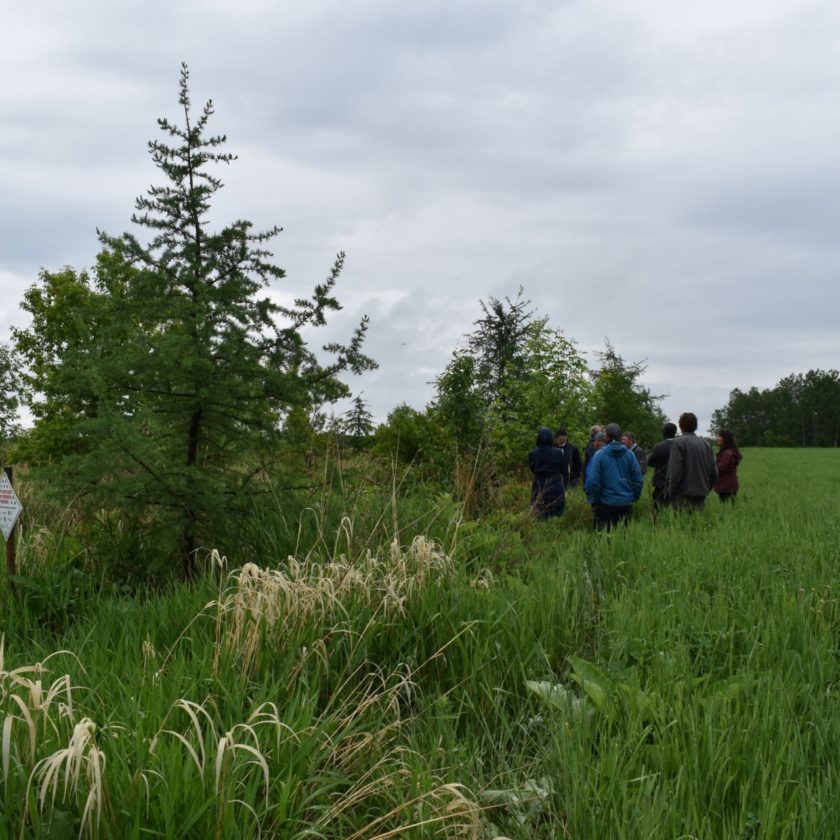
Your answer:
(712, 370), (840, 447)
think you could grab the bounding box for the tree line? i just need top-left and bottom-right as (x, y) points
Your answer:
(712, 370), (840, 447)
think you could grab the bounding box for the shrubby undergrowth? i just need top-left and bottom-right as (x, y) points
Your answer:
(1, 449), (839, 838)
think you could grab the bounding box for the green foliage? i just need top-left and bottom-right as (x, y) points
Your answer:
(13, 65), (375, 578)
(428, 293), (674, 482)
(0, 342), (23, 441)
(372, 403), (445, 468)
(467, 285), (534, 405)
(589, 340), (667, 447)
(339, 393), (375, 449)
(712, 369), (840, 446)
(489, 319), (590, 465)
(12, 258), (135, 465)
(431, 350), (486, 452)
(430, 294), (591, 472)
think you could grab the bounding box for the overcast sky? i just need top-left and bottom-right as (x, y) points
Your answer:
(3, 0), (839, 436)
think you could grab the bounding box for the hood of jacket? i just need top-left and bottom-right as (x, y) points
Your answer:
(604, 440), (629, 458)
(536, 427), (554, 447)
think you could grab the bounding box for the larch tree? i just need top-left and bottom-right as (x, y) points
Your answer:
(589, 341), (666, 447)
(15, 65), (376, 577)
(341, 394), (375, 445)
(467, 287), (535, 408)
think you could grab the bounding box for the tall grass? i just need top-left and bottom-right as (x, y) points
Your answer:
(0, 449), (838, 837)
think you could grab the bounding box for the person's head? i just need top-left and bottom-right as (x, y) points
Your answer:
(554, 427), (568, 446)
(662, 422), (677, 439)
(604, 422), (622, 442)
(717, 428), (737, 450)
(536, 426), (554, 446)
(620, 431), (635, 448)
(589, 424), (602, 440)
(593, 431), (607, 450)
(678, 412), (698, 434)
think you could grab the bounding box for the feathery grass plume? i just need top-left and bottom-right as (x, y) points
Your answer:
(28, 717), (106, 835)
(148, 660), (484, 837)
(307, 674), (485, 838)
(343, 781), (483, 839)
(1, 642), (78, 769)
(150, 698), (289, 793)
(204, 547), (228, 580)
(215, 535), (454, 674)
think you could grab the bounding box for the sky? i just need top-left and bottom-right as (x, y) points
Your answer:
(2, 0), (840, 436)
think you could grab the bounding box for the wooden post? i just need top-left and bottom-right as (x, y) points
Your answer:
(4, 466), (16, 580)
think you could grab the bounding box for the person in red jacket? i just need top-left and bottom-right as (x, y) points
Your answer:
(715, 428), (742, 502)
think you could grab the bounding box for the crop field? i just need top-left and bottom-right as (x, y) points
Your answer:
(1, 448), (839, 838)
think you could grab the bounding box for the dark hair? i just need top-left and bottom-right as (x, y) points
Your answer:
(554, 427), (568, 437)
(678, 412), (698, 433)
(718, 428), (740, 454)
(663, 422), (677, 439)
(604, 422), (622, 441)
(536, 427), (554, 446)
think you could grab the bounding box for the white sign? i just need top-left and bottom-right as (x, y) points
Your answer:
(0, 472), (22, 541)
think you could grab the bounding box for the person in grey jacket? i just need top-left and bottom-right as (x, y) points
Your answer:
(667, 412), (718, 510)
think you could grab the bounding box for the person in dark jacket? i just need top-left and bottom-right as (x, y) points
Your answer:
(647, 422), (677, 509)
(667, 412), (718, 510)
(529, 427), (567, 520)
(620, 431), (647, 474)
(714, 428), (742, 502)
(583, 424), (603, 484)
(554, 428), (582, 488)
(585, 422), (644, 530)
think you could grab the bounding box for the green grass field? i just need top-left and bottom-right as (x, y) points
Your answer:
(1, 448), (839, 838)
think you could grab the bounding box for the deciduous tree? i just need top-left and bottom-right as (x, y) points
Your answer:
(0, 343), (23, 441)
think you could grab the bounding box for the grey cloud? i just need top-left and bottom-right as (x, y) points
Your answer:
(3, 1), (840, 438)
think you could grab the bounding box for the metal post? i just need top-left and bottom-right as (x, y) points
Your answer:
(4, 466), (16, 580)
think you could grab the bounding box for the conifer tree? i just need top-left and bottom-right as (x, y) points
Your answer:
(16, 65), (376, 577)
(341, 394), (375, 447)
(589, 341), (665, 446)
(468, 286), (534, 406)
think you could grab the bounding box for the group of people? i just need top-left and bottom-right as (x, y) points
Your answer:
(528, 412), (742, 529)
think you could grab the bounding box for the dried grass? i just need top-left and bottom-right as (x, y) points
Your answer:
(215, 535), (454, 673)
(1, 638), (78, 770)
(28, 717), (106, 836)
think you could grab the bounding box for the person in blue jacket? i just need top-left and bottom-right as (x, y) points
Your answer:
(528, 426), (567, 520)
(585, 422), (644, 530)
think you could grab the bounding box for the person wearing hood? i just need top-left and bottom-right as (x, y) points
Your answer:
(528, 427), (567, 520)
(585, 422), (644, 530)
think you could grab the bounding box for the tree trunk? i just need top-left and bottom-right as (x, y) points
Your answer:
(181, 408), (202, 579)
